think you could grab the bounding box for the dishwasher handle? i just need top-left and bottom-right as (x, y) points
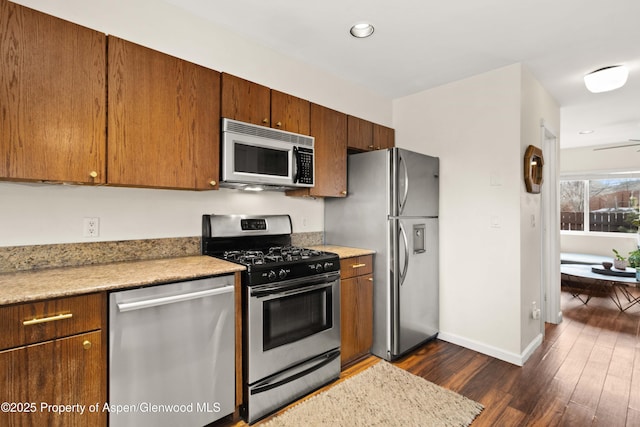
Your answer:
(117, 285), (234, 312)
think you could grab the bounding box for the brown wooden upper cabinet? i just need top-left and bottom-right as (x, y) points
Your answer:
(287, 104), (347, 198)
(0, 0), (107, 184)
(270, 90), (311, 135)
(221, 73), (310, 135)
(347, 115), (395, 152)
(221, 73), (270, 127)
(108, 37), (220, 190)
(347, 115), (373, 152)
(373, 123), (395, 150)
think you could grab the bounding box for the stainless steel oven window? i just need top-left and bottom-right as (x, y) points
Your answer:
(234, 143), (289, 176)
(262, 286), (332, 351)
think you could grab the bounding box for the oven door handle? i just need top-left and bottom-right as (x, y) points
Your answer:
(253, 280), (335, 300)
(250, 272), (340, 299)
(250, 348), (340, 395)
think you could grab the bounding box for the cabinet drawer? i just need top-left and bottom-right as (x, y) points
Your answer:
(340, 255), (373, 279)
(0, 293), (104, 351)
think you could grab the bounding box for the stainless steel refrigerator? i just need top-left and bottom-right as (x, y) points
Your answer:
(325, 147), (439, 361)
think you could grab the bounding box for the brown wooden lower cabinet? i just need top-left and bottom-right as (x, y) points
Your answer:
(339, 255), (373, 367)
(0, 293), (106, 427)
(0, 331), (105, 426)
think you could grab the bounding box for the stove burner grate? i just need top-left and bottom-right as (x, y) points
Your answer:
(222, 246), (324, 265)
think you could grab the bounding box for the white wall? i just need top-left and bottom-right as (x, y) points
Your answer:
(561, 145), (640, 173)
(394, 64), (524, 361)
(562, 232), (637, 258)
(393, 64), (559, 365)
(2, 0), (392, 247)
(560, 145), (640, 256)
(519, 67), (560, 353)
(0, 182), (323, 246)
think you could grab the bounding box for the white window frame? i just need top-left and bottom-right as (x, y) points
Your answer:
(560, 170), (640, 237)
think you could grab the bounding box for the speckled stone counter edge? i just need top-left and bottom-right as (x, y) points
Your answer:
(0, 232), (324, 274)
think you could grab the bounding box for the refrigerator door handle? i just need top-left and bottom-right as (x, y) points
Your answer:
(399, 222), (409, 286)
(398, 153), (409, 214)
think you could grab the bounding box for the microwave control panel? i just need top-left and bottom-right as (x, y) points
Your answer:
(297, 147), (314, 185)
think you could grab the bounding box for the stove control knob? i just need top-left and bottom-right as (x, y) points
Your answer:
(268, 270), (277, 280)
(279, 269), (287, 279)
(324, 262), (333, 271)
(315, 263), (323, 273)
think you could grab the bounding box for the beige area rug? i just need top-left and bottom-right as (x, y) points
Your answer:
(261, 361), (483, 426)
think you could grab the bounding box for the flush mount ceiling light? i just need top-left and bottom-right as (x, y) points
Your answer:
(350, 23), (374, 38)
(584, 65), (629, 93)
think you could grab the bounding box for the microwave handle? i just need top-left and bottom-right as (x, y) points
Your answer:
(292, 146), (300, 184)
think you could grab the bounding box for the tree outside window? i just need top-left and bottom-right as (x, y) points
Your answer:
(560, 177), (640, 233)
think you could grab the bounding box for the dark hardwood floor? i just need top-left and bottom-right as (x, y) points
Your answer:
(222, 290), (640, 426)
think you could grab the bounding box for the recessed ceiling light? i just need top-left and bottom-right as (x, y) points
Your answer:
(584, 65), (629, 93)
(350, 23), (374, 38)
(578, 130), (594, 135)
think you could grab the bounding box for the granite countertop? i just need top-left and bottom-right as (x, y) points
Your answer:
(0, 256), (245, 306)
(310, 245), (375, 258)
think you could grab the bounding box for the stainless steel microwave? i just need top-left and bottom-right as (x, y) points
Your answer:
(220, 118), (315, 191)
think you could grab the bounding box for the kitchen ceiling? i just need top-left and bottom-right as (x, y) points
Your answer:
(166, 0), (640, 149)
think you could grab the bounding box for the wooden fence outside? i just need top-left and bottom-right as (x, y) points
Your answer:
(561, 211), (635, 232)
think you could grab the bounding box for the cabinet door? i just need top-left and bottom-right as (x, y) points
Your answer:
(0, 0), (106, 184)
(287, 104), (347, 198)
(221, 73), (270, 127)
(270, 90), (310, 135)
(0, 331), (105, 427)
(373, 123), (395, 150)
(347, 115), (374, 152)
(108, 37), (220, 190)
(340, 274), (373, 367)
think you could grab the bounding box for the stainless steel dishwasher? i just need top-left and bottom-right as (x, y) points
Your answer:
(109, 276), (235, 427)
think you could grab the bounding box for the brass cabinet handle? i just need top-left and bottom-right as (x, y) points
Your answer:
(368, 145), (374, 149)
(209, 180), (217, 186)
(276, 121), (282, 127)
(262, 118), (269, 124)
(82, 340), (92, 350)
(351, 263), (367, 268)
(340, 190), (347, 195)
(23, 313), (73, 326)
(89, 171), (98, 178)
(368, 277), (374, 281)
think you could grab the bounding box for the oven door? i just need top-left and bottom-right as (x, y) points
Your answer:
(246, 271), (340, 384)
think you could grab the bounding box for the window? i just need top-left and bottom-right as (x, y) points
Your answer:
(560, 177), (640, 233)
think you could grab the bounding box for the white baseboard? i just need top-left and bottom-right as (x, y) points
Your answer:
(437, 332), (544, 367)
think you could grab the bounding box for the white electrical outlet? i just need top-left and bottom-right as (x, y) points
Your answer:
(83, 217), (100, 237)
(532, 301), (541, 320)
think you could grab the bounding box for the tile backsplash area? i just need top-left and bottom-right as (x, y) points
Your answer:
(0, 232), (323, 274)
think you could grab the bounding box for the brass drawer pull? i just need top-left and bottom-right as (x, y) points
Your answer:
(351, 263), (367, 268)
(368, 277), (374, 281)
(23, 313), (73, 326)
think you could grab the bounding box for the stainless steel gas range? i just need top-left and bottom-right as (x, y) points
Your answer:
(201, 214), (341, 424)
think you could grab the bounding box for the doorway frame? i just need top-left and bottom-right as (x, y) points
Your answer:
(541, 120), (562, 324)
